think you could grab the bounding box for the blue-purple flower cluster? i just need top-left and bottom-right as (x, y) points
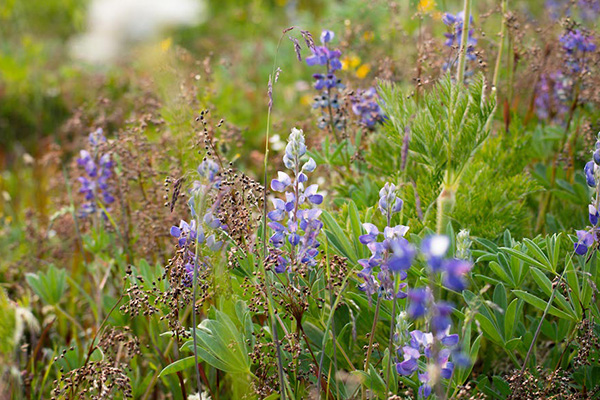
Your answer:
(534, 72), (573, 121)
(350, 87), (386, 128)
(76, 128), (115, 218)
(560, 29), (596, 73)
(546, 0), (600, 21)
(396, 326), (459, 398)
(169, 159), (224, 286)
(395, 235), (472, 398)
(268, 128), (324, 272)
(535, 29), (594, 123)
(575, 135), (600, 255)
(442, 11), (477, 72)
(306, 30), (346, 133)
(357, 183), (414, 300)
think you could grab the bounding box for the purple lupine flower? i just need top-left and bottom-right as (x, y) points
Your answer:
(585, 161), (597, 187)
(350, 87), (386, 128)
(407, 288), (430, 319)
(356, 183), (413, 301)
(198, 159), (220, 184)
(170, 159), (225, 286)
(574, 229), (595, 255)
(574, 135), (600, 256)
(421, 235), (450, 272)
(267, 128), (324, 272)
(579, 0), (600, 20)
(320, 30), (334, 44)
(442, 259), (472, 292)
(306, 30), (346, 135)
(560, 29), (596, 73)
(589, 204), (599, 226)
(534, 72), (574, 122)
(396, 327), (459, 398)
(442, 11), (477, 73)
(378, 182), (403, 220)
(76, 128), (115, 218)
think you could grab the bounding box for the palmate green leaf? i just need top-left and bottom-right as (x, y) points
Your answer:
(25, 264), (67, 306)
(166, 309), (251, 377)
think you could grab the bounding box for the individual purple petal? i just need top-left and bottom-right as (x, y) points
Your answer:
(170, 226), (181, 238)
(441, 333), (460, 347)
(590, 204), (599, 226)
(320, 30), (334, 43)
(585, 161), (596, 187)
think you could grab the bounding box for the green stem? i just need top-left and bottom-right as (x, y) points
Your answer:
(363, 296), (381, 400)
(260, 31), (290, 400)
(384, 280), (398, 396)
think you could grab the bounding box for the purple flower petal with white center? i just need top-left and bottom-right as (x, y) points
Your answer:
(422, 235), (450, 271)
(303, 157), (316, 172)
(590, 204), (599, 226)
(359, 223), (379, 244)
(320, 30), (334, 43)
(574, 229), (595, 255)
(271, 171), (292, 192)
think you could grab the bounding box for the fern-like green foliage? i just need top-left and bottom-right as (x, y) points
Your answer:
(379, 73), (495, 184)
(373, 74), (539, 238)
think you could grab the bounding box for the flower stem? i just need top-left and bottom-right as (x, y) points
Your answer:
(362, 296), (381, 399)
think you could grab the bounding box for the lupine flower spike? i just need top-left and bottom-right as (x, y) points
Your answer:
(76, 128), (115, 218)
(268, 128), (324, 272)
(574, 133), (600, 255)
(169, 159), (224, 286)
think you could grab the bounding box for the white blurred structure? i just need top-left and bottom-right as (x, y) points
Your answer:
(71, 0), (205, 64)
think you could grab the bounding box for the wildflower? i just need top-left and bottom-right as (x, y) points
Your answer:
(306, 29), (346, 136)
(169, 159), (224, 286)
(76, 128), (115, 218)
(442, 11), (477, 72)
(575, 134), (600, 255)
(350, 87), (386, 128)
(396, 328), (459, 398)
(267, 128), (324, 272)
(534, 72), (573, 122)
(560, 29), (596, 73)
(357, 182), (414, 300)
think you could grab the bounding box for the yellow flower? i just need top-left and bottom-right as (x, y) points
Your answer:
(418, 0), (436, 14)
(356, 64), (371, 79)
(160, 37), (172, 52)
(363, 31), (375, 42)
(341, 55), (361, 71)
(300, 94), (313, 106)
